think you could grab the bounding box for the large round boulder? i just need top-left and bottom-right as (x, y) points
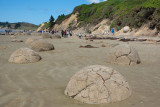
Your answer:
(123, 26), (130, 33)
(107, 44), (140, 65)
(8, 48), (41, 64)
(65, 65), (132, 104)
(42, 32), (52, 39)
(25, 36), (42, 45)
(29, 40), (54, 52)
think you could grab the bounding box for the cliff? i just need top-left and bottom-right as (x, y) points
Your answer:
(41, 0), (160, 36)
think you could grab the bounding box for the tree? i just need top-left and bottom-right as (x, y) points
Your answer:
(49, 15), (55, 30)
(15, 23), (21, 29)
(7, 24), (11, 28)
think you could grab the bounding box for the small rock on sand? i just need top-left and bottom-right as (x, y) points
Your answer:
(11, 39), (23, 42)
(123, 26), (130, 33)
(79, 45), (98, 48)
(1, 46), (6, 49)
(10, 35), (16, 38)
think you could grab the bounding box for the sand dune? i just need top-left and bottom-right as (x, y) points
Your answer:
(0, 35), (160, 107)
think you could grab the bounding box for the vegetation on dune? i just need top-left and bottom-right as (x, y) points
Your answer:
(55, 14), (66, 24)
(41, 22), (50, 30)
(55, 0), (160, 30)
(55, 14), (72, 25)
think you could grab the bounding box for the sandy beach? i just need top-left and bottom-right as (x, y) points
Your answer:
(0, 34), (160, 107)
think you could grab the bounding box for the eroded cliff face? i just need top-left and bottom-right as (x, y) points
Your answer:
(53, 13), (160, 37)
(38, 11), (160, 37)
(52, 13), (111, 35)
(37, 23), (45, 31)
(53, 13), (78, 31)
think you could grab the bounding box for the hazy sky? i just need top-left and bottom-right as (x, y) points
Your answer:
(0, 0), (106, 25)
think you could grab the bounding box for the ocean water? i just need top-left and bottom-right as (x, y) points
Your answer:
(0, 29), (22, 34)
(0, 29), (5, 33)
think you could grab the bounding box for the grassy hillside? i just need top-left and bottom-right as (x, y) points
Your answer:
(0, 22), (38, 30)
(56, 0), (160, 30)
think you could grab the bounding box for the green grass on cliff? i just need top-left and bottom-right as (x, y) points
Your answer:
(72, 0), (160, 23)
(55, 0), (160, 30)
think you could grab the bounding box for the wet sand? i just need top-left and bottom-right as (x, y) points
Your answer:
(0, 35), (160, 107)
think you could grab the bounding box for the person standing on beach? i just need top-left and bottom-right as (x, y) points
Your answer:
(61, 30), (64, 37)
(78, 33), (82, 39)
(64, 30), (66, 37)
(51, 30), (54, 34)
(69, 30), (72, 36)
(42, 30), (44, 34)
(112, 28), (115, 36)
(117, 26), (120, 31)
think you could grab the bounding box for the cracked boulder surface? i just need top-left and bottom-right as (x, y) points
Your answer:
(65, 65), (132, 104)
(107, 44), (140, 65)
(25, 36), (42, 45)
(29, 40), (54, 52)
(8, 48), (41, 64)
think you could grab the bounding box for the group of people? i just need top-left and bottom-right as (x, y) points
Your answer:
(41, 30), (58, 35)
(5, 29), (12, 34)
(61, 30), (72, 37)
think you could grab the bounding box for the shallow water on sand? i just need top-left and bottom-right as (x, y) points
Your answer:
(0, 35), (160, 107)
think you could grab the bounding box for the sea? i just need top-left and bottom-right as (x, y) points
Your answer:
(0, 29), (23, 34)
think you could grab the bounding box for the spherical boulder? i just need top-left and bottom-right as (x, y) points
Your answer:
(107, 44), (140, 65)
(42, 32), (52, 39)
(25, 36), (42, 45)
(53, 34), (61, 39)
(123, 26), (130, 33)
(29, 40), (54, 52)
(65, 65), (132, 104)
(8, 48), (41, 64)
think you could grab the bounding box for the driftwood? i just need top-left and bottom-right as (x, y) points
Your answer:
(79, 45), (98, 48)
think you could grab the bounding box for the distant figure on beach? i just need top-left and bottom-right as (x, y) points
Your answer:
(64, 30), (67, 38)
(5, 29), (9, 35)
(61, 30), (64, 37)
(104, 26), (109, 35)
(78, 33), (82, 39)
(69, 31), (72, 36)
(51, 30), (54, 34)
(112, 28), (115, 36)
(117, 26), (120, 31)
(42, 30), (44, 34)
(66, 30), (69, 37)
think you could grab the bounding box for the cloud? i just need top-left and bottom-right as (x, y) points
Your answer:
(87, 0), (107, 3)
(87, 0), (100, 3)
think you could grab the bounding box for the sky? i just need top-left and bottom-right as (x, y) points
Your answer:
(0, 0), (107, 25)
